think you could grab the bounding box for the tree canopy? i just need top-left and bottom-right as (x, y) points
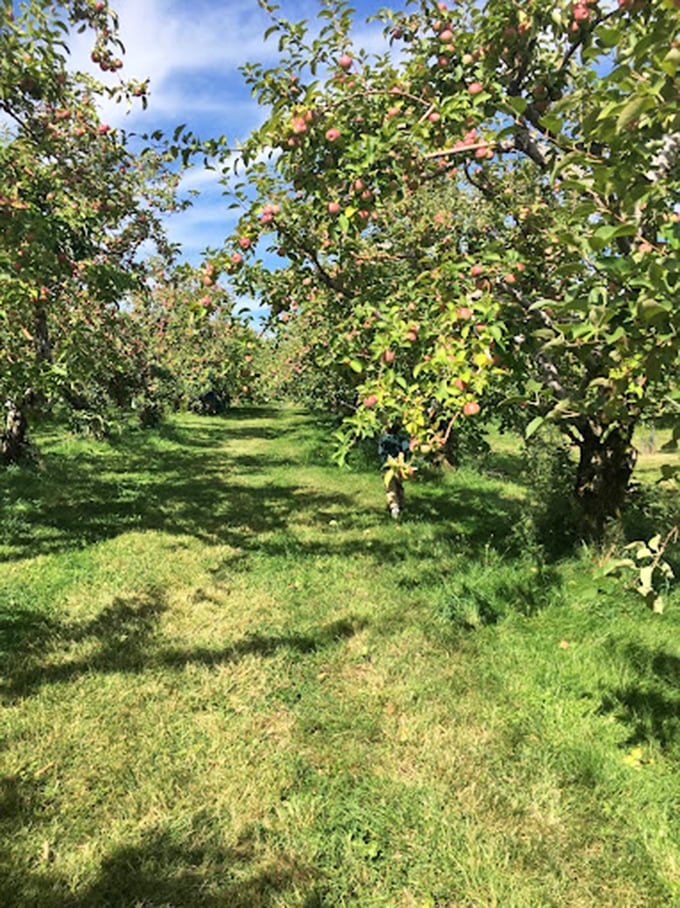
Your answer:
(221, 0), (680, 534)
(0, 0), (183, 458)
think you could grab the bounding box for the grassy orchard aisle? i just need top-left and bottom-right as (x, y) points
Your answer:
(0, 409), (678, 906)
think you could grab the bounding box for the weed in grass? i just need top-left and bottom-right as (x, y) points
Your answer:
(439, 552), (563, 630)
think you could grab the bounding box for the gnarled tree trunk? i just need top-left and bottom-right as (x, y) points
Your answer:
(575, 419), (637, 540)
(1, 399), (29, 465)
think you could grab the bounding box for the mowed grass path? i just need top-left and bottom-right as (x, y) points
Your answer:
(1, 409), (679, 907)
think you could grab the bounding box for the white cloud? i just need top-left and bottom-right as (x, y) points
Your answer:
(112, 0), (276, 81)
(62, 0), (394, 266)
(68, 0), (274, 131)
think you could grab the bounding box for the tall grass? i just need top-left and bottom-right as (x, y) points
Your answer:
(1, 408), (678, 906)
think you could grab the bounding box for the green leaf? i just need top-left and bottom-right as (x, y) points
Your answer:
(661, 47), (680, 77)
(506, 96), (528, 115)
(538, 114), (563, 135)
(595, 26), (621, 48)
(616, 95), (654, 132)
(638, 565), (654, 594)
(602, 558), (636, 576)
(648, 534), (662, 552)
(525, 415), (544, 439)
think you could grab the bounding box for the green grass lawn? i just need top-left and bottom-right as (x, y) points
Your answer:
(1, 408), (679, 907)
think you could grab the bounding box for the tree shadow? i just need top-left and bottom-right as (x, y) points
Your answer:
(158, 615), (367, 672)
(1, 584), (368, 701)
(1, 591), (168, 700)
(407, 483), (525, 551)
(0, 822), (324, 907)
(0, 417), (365, 561)
(1, 409), (532, 573)
(0, 604), (61, 663)
(0, 775), (24, 822)
(598, 642), (680, 752)
(479, 449), (528, 481)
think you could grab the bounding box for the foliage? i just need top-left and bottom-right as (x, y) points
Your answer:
(0, 0), (184, 458)
(510, 434), (584, 559)
(602, 526), (679, 614)
(255, 302), (358, 412)
(128, 261), (263, 415)
(220, 0), (680, 536)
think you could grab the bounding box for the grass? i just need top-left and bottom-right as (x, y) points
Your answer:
(1, 407), (679, 906)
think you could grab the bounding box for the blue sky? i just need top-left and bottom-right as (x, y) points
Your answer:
(73, 0), (389, 279)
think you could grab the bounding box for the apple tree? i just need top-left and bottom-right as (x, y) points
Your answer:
(0, 0), (182, 461)
(222, 0), (679, 537)
(128, 261), (263, 416)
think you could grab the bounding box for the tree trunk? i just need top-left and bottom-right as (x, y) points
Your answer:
(575, 419), (637, 539)
(1, 400), (29, 465)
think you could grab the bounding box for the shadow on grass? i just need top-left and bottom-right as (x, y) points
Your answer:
(1, 585), (368, 700)
(0, 822), (324, 907)
(0, 419), (363, 562)
(0, 775), (23, 822)
(408, 482), (524, 547)
(599, 642), (680, 754)
(0, 590), (168, 699)
(0, 605), (61, 662)
(1, 409), (530, 569)
(159, 615), (368, 672)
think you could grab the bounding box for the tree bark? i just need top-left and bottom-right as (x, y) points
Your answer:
(574, 419), (637, 539)
(1, 399), (29, 465)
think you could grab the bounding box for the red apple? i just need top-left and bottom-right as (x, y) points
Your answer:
(463, 401), (480, 416)
(325, 127), (341, 142)
(338, 54), (353, 69)
(468, 82), (484, 95)
(363, 394), (378, 408)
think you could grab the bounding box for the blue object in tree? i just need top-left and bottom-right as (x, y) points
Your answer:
(378, 433), (411, 470)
